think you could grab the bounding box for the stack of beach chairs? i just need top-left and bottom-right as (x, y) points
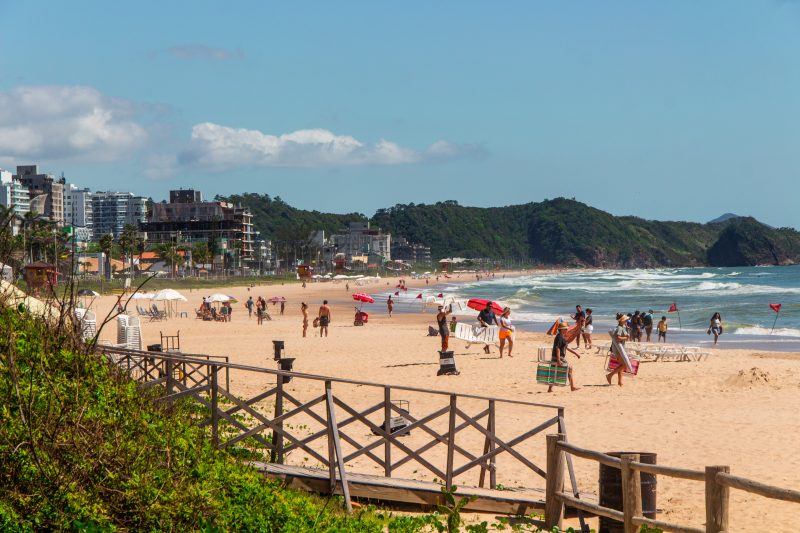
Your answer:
(116, 314), (143, 351)
(454, 323), (498, 347)
(75, 308), (97, 342)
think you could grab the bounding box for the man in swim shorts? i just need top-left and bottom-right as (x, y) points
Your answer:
(318, 300), (331, 338)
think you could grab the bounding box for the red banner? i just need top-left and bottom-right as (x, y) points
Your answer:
(770, 303), (782, 313)
(668, 303), (678, 313)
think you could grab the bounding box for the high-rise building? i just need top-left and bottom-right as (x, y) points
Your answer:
(331, 222), (391, 262)
(0, 169), (30, 216)
(92, 191), (147, 239)
(141, 190), (254, 271)
(14, 165), (64, 224)
(64, 184), (93, 239)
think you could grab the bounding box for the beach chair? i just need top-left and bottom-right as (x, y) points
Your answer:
(605, 355), (640, 375)
(536, 363), (569, 386)
(149, 304), (166, 321)
(454, 323), (498, 349)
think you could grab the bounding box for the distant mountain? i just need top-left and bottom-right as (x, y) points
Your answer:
(708, 213), (742, 224)
(224, 194), (800, 267)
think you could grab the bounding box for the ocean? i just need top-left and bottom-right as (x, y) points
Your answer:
(442, 266), (800, 352)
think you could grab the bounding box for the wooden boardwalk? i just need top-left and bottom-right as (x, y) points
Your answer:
(255, 462), (595, 517)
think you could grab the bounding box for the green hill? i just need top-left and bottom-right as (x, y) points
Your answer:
(226, 194), (800, 267)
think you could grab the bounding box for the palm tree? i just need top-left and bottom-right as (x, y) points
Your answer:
(99, 233), (114, 281)
(191, 241), (210, 273)
(118, 224), (139, 279)
(154, 243), (184, 276)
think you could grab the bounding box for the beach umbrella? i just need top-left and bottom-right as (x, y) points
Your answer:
(153, 288), (187, 318)
(352, 293), (374, 312)
(268, 296), (286, 304)
(77, 288), (100, 308)
(130, 292), (154, 299)
(466, 298), (504, 315)
(227, 295), (239, 304)
(206, 293), (231, 303)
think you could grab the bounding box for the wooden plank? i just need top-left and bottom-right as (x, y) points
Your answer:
(716, 471), (800, 503)
(384, 386), (391, 478)
(557, 492), (623, 521)
(325, 383), (352, 512)
(632, 461), (704, 482)
(445, 395), (457, 489)
(558, 441), (621, 468)
(631, 516), (704, 533)
(544, 434), (565, 529)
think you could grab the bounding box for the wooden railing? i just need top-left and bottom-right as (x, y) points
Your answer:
(544, 434), (800, 533)
(98, 346), (574, 514)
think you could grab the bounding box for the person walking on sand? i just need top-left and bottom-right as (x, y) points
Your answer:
(572, 305), (586, 349)
(246, 296), (254, 319)
(709, 312), (723, 345)
(657, 315), (668, 343)
(643, 309), (654, 342)
(387, 295), (394, 318)
(581, 308), (594, 349)
(498, 307), (515, 358)
(477, 302), (498, 354)
(607, 313), (630, 387)
(549, 322), (581, 392)
(280, 300), (285, 316)
(301, 302), (309, 338)
(436, 304), (452, 352)
(318, 300), (331, 338)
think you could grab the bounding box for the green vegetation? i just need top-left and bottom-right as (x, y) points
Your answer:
(0, 305), (421, 531)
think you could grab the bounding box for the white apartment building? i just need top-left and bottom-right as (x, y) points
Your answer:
(64, 183), (93, 239)
(331, 222), (391, 262)
(0, 169), (30, 216)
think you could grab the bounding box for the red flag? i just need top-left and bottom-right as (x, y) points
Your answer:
(437, 293), (443, 298)
(416, 293), (422, 299)
(770, 303), (782, 313)
(668, 303), (678, 313)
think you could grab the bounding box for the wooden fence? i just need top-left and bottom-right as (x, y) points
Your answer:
(544, 434), (800, 533)
(98, 346), (583, 516)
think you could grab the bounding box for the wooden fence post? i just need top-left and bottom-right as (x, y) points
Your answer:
(325, 380), (353, 513)
(445, 394), (457, 490)
(621, 454), (642, 533)
(165, 359), (174, 407)
(544, 433), (566, 529)
(705, 465), (730, 533)
(210, 365), (219, 447)
(384, 386), (392, 477)
(479, 399), (496, 489)
(270, 373), (284, 464)
(326, 381), (336, 493)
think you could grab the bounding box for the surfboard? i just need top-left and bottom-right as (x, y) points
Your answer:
(608, 330), (633, 373)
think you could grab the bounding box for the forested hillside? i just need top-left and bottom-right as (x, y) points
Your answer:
(227, 194), (800, 267)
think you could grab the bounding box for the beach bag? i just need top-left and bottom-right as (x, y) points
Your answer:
(536, 363), (568, 386)
(606, 356), (640, 376)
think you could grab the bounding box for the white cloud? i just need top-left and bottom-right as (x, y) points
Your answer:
(0, 86), (147, 162)
(180, 122), (479, 169)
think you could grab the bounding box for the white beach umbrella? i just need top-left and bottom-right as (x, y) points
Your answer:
(130, 292), (154, 300)
(206, 293), (231, 303)
(153, 289), (187, 301)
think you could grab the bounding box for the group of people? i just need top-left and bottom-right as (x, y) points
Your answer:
(435, 301), (515, 358)
(198, 298), (234, 321)
(244, 296), (275, 325)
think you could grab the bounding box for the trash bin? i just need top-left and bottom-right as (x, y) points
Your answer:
(437, 351), (459, 376)
(147, 343), (162, 352)
(599, 452), (657, 533)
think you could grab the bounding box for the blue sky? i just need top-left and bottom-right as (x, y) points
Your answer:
(1, 1), (799, 227)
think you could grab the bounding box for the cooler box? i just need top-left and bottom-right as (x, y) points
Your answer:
(606, 356), (640, 376)
(536, 363), (569, 386)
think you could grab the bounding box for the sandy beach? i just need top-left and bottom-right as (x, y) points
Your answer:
(92, 274), (800, 531)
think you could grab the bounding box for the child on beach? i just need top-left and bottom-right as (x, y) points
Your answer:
(657, 316), (668, 342)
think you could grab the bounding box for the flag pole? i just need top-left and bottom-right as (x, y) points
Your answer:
(678, 310), (682, 331)
(771, 309), (780, 334)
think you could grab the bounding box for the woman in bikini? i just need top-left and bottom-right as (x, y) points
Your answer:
(498, 307), (515, 358)
(301, 302), (309, 338)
